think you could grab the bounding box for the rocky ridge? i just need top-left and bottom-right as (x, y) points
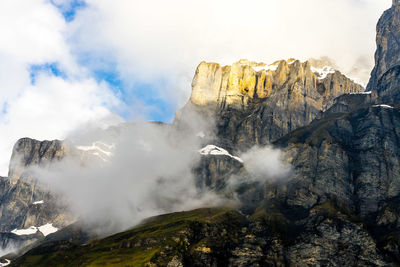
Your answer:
(177, 58), (364, 152)
(190, 58), (363, 111)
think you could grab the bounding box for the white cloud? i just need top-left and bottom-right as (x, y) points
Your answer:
(0, 73), (122, 176)
(32, 119), (224, 233)
(240, 146), (292, 181)
(0, 0), (65, 103)
(70, 0), (391, 106)
(0, 0), (121, 176)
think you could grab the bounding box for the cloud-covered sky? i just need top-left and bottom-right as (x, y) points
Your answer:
(0, 0), (392, 176)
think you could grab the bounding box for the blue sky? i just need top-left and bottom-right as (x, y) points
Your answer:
(47, 0), (176, 122)
(51, 0), (86, 22)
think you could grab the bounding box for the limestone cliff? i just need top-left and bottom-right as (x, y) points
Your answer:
(191, 59), (363, 111)
(177, 59), (364, 151)
(367, 0), (400, 101)
(0, 139), (71, 252)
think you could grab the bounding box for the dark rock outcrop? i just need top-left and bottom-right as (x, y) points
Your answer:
(322, 92), (373, 115)
(368, 0), (400, 104)
(368, 0), (400, 89)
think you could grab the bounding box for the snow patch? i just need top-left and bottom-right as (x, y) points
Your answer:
(11, 223), (58, 237)
(38, 223), (58, 236)
(77, 141), (115, 162)
(252, 64), (278, 72)
(0, 259), (10, 267)
(350, 91), (372, 95)
(33, 200), (44, 205)
(11, 226), (38, 236)
(199, 145), (243, 163)
(373, 104), (394, 109)
(311, 66), (335, 79)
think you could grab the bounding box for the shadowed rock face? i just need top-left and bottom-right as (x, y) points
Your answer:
(0, 139), (71, 252)
(176, 99), (400, 266)
(368, 1), (400, 102)
(8, 138), (66, 185)
(276, 106), (400, 215)
(374, 66), (400, 106)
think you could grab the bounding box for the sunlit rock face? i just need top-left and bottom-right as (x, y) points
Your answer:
(191, 59), (363, 111)
(181, 58), (364, 150)
(190, 59), (277, 109)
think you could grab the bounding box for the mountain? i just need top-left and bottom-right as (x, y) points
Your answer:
(4, 2), (400, 267)
(176, 58), (363, 151)
(0, 66), (373, 266)
(176, 58), (364, 195)
(0, 139), (71, 253)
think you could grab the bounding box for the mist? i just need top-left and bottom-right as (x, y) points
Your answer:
(0, 244), (17, 257)
(30, 115), (225, 233)
(240, 146), (292, 182)
(28, 108), (293, 234)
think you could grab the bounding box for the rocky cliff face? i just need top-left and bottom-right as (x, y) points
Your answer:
(0, 139), (71, 253)
(188, 101), (400, 266)
(178, 58), (364, 151)
(191, 59), (363, 111)
(367, 0), (400, 104)
(8, 138), (66, 185)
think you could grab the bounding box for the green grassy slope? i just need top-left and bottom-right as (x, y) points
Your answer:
(12, 208), (246, 267)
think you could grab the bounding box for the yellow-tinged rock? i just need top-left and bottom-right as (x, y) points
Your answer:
(190, 61), (224, 106)
(189, 58), (364, 111)
(195, 246), (212, 253)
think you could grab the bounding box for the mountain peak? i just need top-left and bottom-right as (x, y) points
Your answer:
(189, 59), (363, 110)
(367, 0), (400, 103)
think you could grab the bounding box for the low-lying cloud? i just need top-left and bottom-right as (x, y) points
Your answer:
(240, 146), (292, 181)
(31, 116), (226, 233)
(29, 117), (294, 235)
